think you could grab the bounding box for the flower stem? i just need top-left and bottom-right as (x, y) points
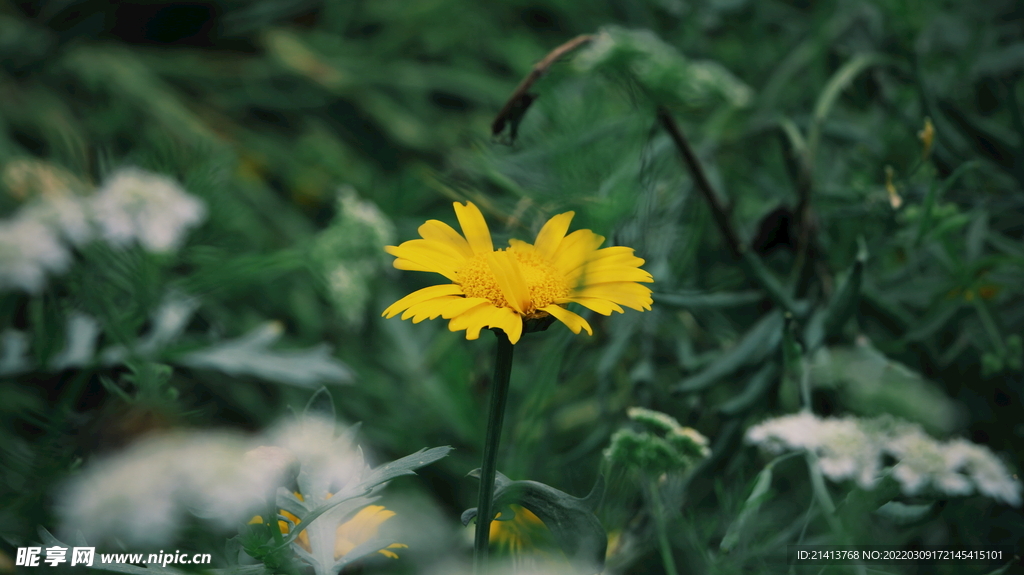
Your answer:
(473, 330), (515, 574)
(647, 480), (679, 575)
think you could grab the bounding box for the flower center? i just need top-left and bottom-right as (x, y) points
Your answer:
(456, 248), (569, 315)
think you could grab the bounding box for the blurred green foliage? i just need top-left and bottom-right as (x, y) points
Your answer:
(1, 0), (1022, 573)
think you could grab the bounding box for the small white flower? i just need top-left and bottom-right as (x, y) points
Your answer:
(816, 418), (883, 489)
(268, 416), (369, 498)
(57, 416), (416, 548)
(889, 429), (957, 495)
(326, 262), (372, 325)
(313, 188), (395, 326)
(91, 168), (206, 253)
(945, 439), (1022, 506)
(746, 411), (825, 454)
(20, 194), (93, 246)
(58, 431), (288, 546)
(747, 413), (1022, 505)
(0, 217), (70, 293)
(337, 188), (394, 247)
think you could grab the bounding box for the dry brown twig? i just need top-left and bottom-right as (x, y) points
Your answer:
(491, 34), (596, 140)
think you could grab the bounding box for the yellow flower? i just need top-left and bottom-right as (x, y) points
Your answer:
(333, 505), (407, 559)
(918, 117), (935, 158)
(383, 202), (653, 343)
(250, 494), (406, 560)
(489, 504), (549, 555)
(885, 165), (902, 209)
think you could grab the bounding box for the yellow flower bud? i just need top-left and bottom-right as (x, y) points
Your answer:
(918, 117), (935, 159)
(885, 166), (902, 209)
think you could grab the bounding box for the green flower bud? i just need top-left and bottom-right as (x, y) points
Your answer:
(606, 408), (710, 475)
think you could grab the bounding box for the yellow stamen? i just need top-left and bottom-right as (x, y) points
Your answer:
(456, 248), (570, 317)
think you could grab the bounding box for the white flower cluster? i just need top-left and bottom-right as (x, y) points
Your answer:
(746, 413), (1022, 506)
(57, 416), (365, 547)
(312, 187), (395, 326)
(0, 166), (206, 293)
(0, 218), (71, 292)
(91, 168), (205, 253)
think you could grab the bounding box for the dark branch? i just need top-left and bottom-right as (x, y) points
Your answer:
(656, 106), (744, 258)
(492, 34), (596, 139)
(659, 106), (809, 317)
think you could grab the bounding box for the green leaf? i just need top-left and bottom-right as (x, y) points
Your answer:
(674, 310), (784, 393)
(653, 290), (762, 309)
(718, 362), (779, 416)
(873, 501), (938, 526)
(720, 453), (797, 552)
(808, 345), (965, 434)
(180, 322), (353, 388)
(915, 161), (982, 245)
(965, 209), (989, 263)
(807, 53), (888, 160)
(574, 26), (753, 110)
(462, 471), (606, 574)
(358, 446), (454, 489)
(782, 314), (807, 409)
(740, 251), (809, 318)
(303, 387), (336, 421)
(898, 302), (961, 343)
(812, 237), (866, 349)
(939, 100), (1021, 175)
(272, 445), (451, 559)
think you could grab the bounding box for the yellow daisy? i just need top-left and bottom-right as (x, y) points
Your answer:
(250, 494), (406, 560)
(382, 202), (653, 343)
(490, 504), (549, 555)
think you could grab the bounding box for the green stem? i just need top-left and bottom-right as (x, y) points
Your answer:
(972, 298), (1007, 355)
(648, 480), (679, 575)
(473, 330), (515, 574)
(804, 452), (842, 536)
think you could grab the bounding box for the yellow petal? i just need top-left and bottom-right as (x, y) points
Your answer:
(401, 295), (466, 322)
(489, 305), (524, 344)
(507, 238), (536, 254)
(386, 239), (463, 281)
(377, 543), (408, 559)
(486, 251), (531, 315)
(575, 267), (654, 285)
(438, 297), (493, 319)
(453, 201), (493, 255)
(383, 284), (464, 318)
(571, 282), (653, 311)
(561, 297), (625, 316)
(565, 253), (651, 286)
(469, 305), (513, 340)
(539, 305), (593, 336)
(446, 302), (522, 342)
(566, 246), (648, 278)
(391, 258), (443, 274)
(552, 229), (605, 275)
(579, 246), (644, 268)
(334, 506), (395, 559)
(533, 211), (575, 259)
(448, 302), (498, 338)
(418, 219), (474, 259)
